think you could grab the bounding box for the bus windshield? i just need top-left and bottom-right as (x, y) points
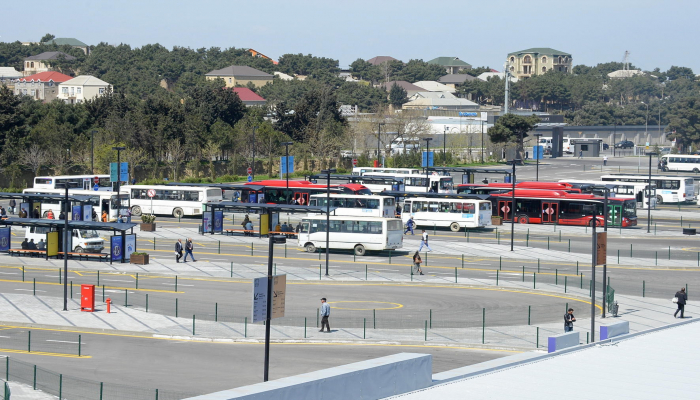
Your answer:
(80, 230), (99, 238)
(623, 200), (637, 218)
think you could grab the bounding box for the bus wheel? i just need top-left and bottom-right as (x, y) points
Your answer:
(656, 195), (664, 205)
(305, 243), (316, 253)
(518, 215), (529, 224)
(74, 246), (83, 253)
(354, 244), (366, 256)
(450, 222), (460, 232)
(131, 206), (142, 216)
(172, 208), (184, 218)
(694, 168), (699, 173)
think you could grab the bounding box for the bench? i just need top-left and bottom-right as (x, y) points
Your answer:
(57, 252), (109, 262)
(269, 230), (297, 239)
(224, 229), (258, 237)
(8, 249), (47, 258)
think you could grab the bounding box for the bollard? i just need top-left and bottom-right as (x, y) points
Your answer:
(22, 266), (25, 282)
(365, 264), (368, 280)
(274, 263), (276, 275)
(556, 269), (558, 285)
(353, 253), (356, 262)
(455, 267), (457, 283)
(33, 278), (35, 295)
(533, 273), (536, 289)
(425, 251), (428, 266)
(429, 309), (432, 329)
(576, 262), (579, 275)
(59, 268), (61, 284)
(33, 365), (36, 390)
(244, 317), (247, 338)
(60, 374), (63, 398)
(79, 334), (82, 357)
(175, 276), (178, 292)
(411, 264), (413, 281)
(482, 308), (485, 344)
(304, 317), (307, 338)
(230, 262), (233, 278)
(499, 256), (502, 270)
(106, 298), (111, 314)
(568, 239), (571, 252)
(218, 241), (221, 254)
(154, 237), (156, 250)
(528, 305), (531, 325)
(285, 244), (287, 258)
(655, 251), (658, 265)
(565, 276), (567, 293)
(97, 270), (100, 286)
(668, 246), (671, 260)
(176, 298), (179, 317)
(587, 332), (589, 344)
(526, 233), (529, 247)
(643, 280), (645, 297)
(364, 318), (366, 339)
(28, 330), (31, 352)
(536, 327), (539, 348)
(125, 289), (128, 307)
(215, 303), (218, 322)
(251, 242), (254, 256)
(102, 285), (105, 302)
(580, 274), (583, 289)
(192, 315), (195, 335)
(617, 249), (620, 264)
(547, 236), (550, 250)
(136, 273), (139, 289)
(496, 270), (499, 285)
(630, 244), (633, 257)
(145, 295), (148, 313)
(522, 265), (525, 282)
(538, 259), (540, 273)
(389, 249), (392, 264)
(424, 320), (427, 341)
(461, 254), (464, 268)
(71, 281), (73, 298)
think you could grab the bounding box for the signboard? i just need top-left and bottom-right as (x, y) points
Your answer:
(110, 162), (129, 182)
(421, 151), (434, 167)
(147, 189), (156, 198)
(213, 210), (224, 233)
(93, 176), (100, 184)
(72, 205), (82, 221)
(0, 227), (10, 252)
(247, 175), (253, 183)
(247, 167), (253, 175)
(93, 184), (100, 191)
(46, 231), (59, 257)
(596, 232), (607, 265)
(252, 277), (268, 323)
(280, 156), (294, 175)
(271, 274), (286, 319)
(202, 211), (212, 233)
(124, 234), (136, 261)
(110, 236), (123, 262)
(458, 112), (478, 117)
(533, 145), (544, 160)
(352, 159), (358, 167)
(83, 205), (93, 222)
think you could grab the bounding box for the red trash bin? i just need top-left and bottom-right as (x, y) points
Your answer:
(81, 284), (95, 312)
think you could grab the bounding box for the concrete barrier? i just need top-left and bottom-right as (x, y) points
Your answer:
(600, 320), (629, 340)
(183, 353), (432, 400)
(548, 331), (579, 353)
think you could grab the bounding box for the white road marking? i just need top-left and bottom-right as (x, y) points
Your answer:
(0, 272), (17, 275)
(101, 279), (134, 283)
(14, 289), (45, 292)
(162, 283), (194, 287)
(46, 340), (82, 344)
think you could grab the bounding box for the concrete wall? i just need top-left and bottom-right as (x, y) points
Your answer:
(534, 125), (669, 146)
(548, 331), (580, 353)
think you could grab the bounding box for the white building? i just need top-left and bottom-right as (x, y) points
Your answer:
(57, 75), (111, 104)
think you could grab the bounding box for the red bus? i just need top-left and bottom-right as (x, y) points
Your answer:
(242, 180), (372, 205)
(457, 182), (582, 194)
(490, 189), (637, 227)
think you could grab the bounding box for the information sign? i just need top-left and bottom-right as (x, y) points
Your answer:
(596, 232), (607, 265)
(421, 151), (434, 167)
(272, 274), (287, 319)
(252, 277), (268, 323)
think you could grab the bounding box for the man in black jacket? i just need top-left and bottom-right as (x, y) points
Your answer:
(175, 239), (183, 263)
(564, 308), (576, 332)
(674, 288), (688, 318)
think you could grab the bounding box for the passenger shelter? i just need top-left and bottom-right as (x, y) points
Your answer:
(571, 139), (602, 157)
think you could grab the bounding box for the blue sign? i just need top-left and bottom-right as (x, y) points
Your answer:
(422, 151), (434, 167)
(214, 210), (224, 233)
(110, 162), (129, 182)
(533, 145), (544, 160)
(94, 184), (100, 191)
(110, 236), (123, 262)
(0, 227), (10, 252)
(458, 112), (478, 117)
(247, 175), (253, 182)
(280, 156), (295, 175)
(72, 205), (82, 221)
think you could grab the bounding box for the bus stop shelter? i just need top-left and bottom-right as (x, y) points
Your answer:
(0, 192), (94, 218)
(425, 168), (513, 184)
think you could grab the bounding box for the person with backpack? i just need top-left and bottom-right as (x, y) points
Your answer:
(412, 251), (424, 275)
(418, 230), (432, 252)
(9, 199), (16, 214)
(175, 239), (183, 263)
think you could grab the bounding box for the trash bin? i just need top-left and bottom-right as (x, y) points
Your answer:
(683, 228), (696, 235)
(81, 284), (95, 312)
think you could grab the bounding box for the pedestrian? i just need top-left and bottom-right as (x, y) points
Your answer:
(9, 199), (16, 214)
(564, 308), (576, 332)
(0, 206), (5, 218)
(674, 287), (688, 318)
(413, 251), (424, 275)
(27, 239), (37, 250)
(578, 150), (583, 159)
(319, 298), (331, 333)
(274, 223), (281, 232)
(245, 220), (254, 236)
(58, 210), (65, 220)
(47, 209), (55, 219)
(603, 155), (608, 166)
(117, 214), (124, 223)
(405, 217), (415, 235)
(37, 239), (46, 250)
(175, 239), (183, 263)
(296, 222), (302, 233)
(418, 230), (432, 252)
(20, 208), (27, 218)
(21, 238), (28, 250)
(241, 214), (250, 230)
(92, 209), (98, 222)
(184, 238), (196, 262)
(33, 206), (40, 219)
(395, 204), (401, 218)
(101, 210), (108, 223)
(126, 208), (132, 223)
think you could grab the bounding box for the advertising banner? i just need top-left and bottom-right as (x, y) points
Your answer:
(83, 205), (93, 222)
(0, 227), (10, 252)
(46, 231), (59, 257)
(202, 212), (212, 233)
(124, 234), (136, 261)
(72, 205), (82, 221)
(213, 210), (224, 233)
(110, 236), (123, 262)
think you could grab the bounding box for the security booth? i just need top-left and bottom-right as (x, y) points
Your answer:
(572, 139), (602, 157)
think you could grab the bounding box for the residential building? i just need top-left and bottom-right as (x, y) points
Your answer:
(14, 71), (73, 102)
(57, 75), (111, 104)
(23, 51), (76, 76)
(427, 57), (471, 74)
(0, 67), (22, 88)
(608, 69), (644, 79)
(506, 48), (572, 79)
(402, 92), (479, 111)
(367, 56), (399, 66)
(43, 38), (90, 55)
(380, 81), (425, 98)
(438, 74), (476, 88)
(274, 72), (295, 81)
(232, 87), (266, 107)
(412, 81), (455, 93)
(246, 48), (278, 65)
(205, 66), (273, 88)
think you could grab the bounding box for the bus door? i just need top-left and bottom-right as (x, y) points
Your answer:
(608, 204), (623, 226)
(497, 200), (512, 221)
(542, 202), (558, 223)
(294, 192), (309, 206)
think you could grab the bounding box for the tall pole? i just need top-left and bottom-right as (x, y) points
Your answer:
(534, 133), (542, 181)
(443, 125), (447, 166)
(62, 185), (69, 311)
(423, 138), (432, 193)
(591, 212), (597, 343)
(481, 120), (484, 164)
(602, 188), (608, 318)
(323, 169), (335, 276)
(263, 236), (274, 381)
(504, 62), (510, 114)
(647, 153), (656, 233)
(112, 147), (125, 222)
(376, 123), (383, 167)
(510, 160), (517, 251)
(252, 126), (258, 181)
(282, 142), (293, 204)
(90, 130), (96, 174)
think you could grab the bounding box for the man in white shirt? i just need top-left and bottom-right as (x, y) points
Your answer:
(319, 298), (331, 333)
(418, 230), (432, 252)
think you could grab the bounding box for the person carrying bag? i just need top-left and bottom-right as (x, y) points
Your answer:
(412, 251), (424, 275)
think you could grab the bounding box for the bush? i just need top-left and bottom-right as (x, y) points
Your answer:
(141, 214), (156, 223)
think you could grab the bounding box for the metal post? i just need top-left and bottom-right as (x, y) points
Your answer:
(482, 308), (485, 344)
(63, 185), (69, 311)
(424, 138), (432, 193)
(251, 126), (257, 181)
(263, 235), (275, 382)
(602, 188), (608, 318)
(510, 160), (519, 251)
(647, 152), (655, 233)
(282, 142), (293, 204)
(79, 334), (81, 357)
(323, 169), (335, 276)
(591, 216), (597, 343)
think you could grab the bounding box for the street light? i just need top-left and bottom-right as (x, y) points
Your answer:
(646, 152), (658, 233)
(583, 204), (598, 342)
(509, 159), (521, 251)
(533, 133), (543, 181)
(423, 138), (433, 193)
(376, 123), (385, 167)
(443, 125), (448, 166)
(263, 234), (286, 382)
(281, 142), (293, 204)
(112, 146), (125, 222)
(591, 186), (610, 319)
(480, 120), (485, 164)
(321, 168), (336, 276)
(251, 126), (258, 181)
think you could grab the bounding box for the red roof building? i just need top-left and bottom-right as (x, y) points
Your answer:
(15, 71), (73, 102)
(232, 87), (266, 106)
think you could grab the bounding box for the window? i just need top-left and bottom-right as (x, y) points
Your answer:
(542, 56), (547, 63)
(99, 88), (105, 94)
(509, 56), (515, 63)
(70, 87), (74, 96)
(62, 87), (68, 94)
(581, 145), (589, 151)
(542, 67), (547, 73)
(77, 87), (82, 94)
(228, 78), (232, 83)
(523, 55), (532, 64)
(558, 57), (563, 63)
(30, 89), (35, 96)
(30, 62), (34, 68)
(22, 89), (27, 95)
(510, 66), (514, 72)
(462, 203), (475, 214)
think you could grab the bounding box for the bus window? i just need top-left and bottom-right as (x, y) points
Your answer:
(383, 198), (395, 207)
(366, 199), (379, 209)
(439, 202), (451, 213)
(428, 202), (439, 212)
(451, 202), (463, 213)
(463, 203), (475, 214)
(404, 203), (411, 213)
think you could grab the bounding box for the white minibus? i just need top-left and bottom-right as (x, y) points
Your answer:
(298, 216), (403, 256)
(308, 194), (396, 218)
(402, 197), (492, 231)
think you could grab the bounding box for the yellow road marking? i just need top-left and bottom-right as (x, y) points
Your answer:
(0, 278), (180, 293)
(0, 348), (90, 358)
(328, 301), (404, 311)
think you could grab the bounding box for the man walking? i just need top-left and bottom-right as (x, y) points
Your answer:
(405, 217), (415, 235)
(564, 308), (576, 332)
(603, 155), (608, 166)
(184, 238), (197, 262)
(319, 298), (331, 333)
(9, 199), (16, 214)
(418, 230), (432, 252)
(175, 239), (183, 263)
(674, 287), (688, 318)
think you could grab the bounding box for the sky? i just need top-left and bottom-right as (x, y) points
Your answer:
(2, 0), (699, 73)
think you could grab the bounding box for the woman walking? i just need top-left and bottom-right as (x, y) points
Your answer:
(413, 251), (424, 275)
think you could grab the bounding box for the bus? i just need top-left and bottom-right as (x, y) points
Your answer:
(308, 194), (396, 218)
(22, 188), (126, 220)
(354, 172), (453, 193)
(122, 185), (223, 218)
(489, 190), (637, 227)
(600, 174), (695, 204)
(559, 179), (656, 209)
(659, 154), (700, 173)
(402, 197), (492, 231)
(33, 175), (112, 191)
(240, 180), (372, 205)
(352, 167), (423, 175)
(298, 216), (403, 256)
(456, 182), (582, 195)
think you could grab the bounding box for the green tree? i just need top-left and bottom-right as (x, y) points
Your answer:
(388, 83), (408, 108)
(487, 114), (540, 157)
(40, 33), (55, 43)
(0, 85), (26, 166)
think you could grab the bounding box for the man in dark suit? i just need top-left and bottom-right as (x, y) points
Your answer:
(674, 288), (688, 318)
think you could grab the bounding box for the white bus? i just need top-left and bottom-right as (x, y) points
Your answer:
(659, 155), (700, 173)
(600, 175), (695, 204)
(298, 216), (403, 256)
(356, 172), (453, 193)
(122, 185), (223, 218)
(33, 175), (112, 191)
(308, 194), (397, 218)
(352, 167), (422, 176)
(22, 188), (126, 220)
(402, 197), (492, 232)
(559, 180), (657, 209)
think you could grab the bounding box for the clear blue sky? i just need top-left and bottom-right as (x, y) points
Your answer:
(3, 0), (698, 72)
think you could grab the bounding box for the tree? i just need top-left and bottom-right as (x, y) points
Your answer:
(20, 144), (48, 176)
(165, 141), (186, 181)
(0, 85), (25, 166)
(40, 34), (55, 43)
(666, 66), (694, 81)
(389, 83), (408, 108)
(487, 114), (540, 158)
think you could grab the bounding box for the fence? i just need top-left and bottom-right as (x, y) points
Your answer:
(0, 381), (8, 400)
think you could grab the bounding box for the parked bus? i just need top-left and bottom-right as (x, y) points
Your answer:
(456, 182), (582, 195)
(298, 216), (403, 256)
(489, 190), (637, 227)
(308, 194), (396, 218)
(658, 154), (700, 173)
(22, 188), (126, 219)
(352, 167), (423, 176)
(240, 180), (372, 205)
(354, 172), (453, 193)
(559, 179), (657, 209)
(33, 175), (112, 191)
(122, 185), (223, 218)
(402, 197), (492, 231)
(600, 174), (695, 204)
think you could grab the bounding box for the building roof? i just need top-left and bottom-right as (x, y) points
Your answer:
(19, 71), (73, 83)
(412, 81), (455, 92)
(205, 65), (272, 78)
(380, 81), (424, 92)
(508, 48), (571, 56)
(607, 69), (644, 78)
(232, 87), (266, 102)
(273, 71), (295, 81)
(409, 91), (457, 100)
(402, 96), (478, 108)
(438, 74), (476, 84)
(60, 75), (110, 86)
(0, 67), (22, 79)
(43, 38), (88, 47)
(25, 51), (76, 61)
(427, 57), (471, 67)
(367, 56), (399, 66)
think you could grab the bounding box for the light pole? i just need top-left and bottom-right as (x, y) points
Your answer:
(112, 146), (125, 221)
(591, 186), (610, 318)
(509, 159), (521, 251)
(480, 120), (485, 164)
(62, 184), (69, 311)
(646, 152), (657, 233)
(90, 129), (97, 174)
(281, 142), (293, 204)
(263, 234), (286, 382)
(423, 138), (433, 193)
(251, 126), (258, 181)
(321, 168), (336, 276)
(533, 133), (543, 181)
(376, 123), (385, 168)
(584, 204), (598, 343)
(443, 125), (448, 166)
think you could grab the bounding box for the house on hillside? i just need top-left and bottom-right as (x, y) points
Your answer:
(402, 93), (479, 111)
(232, 87), (266, 106)
(608, 69), (644, 79)
(367, 56), (399, 66)
(205, 66), (273, 88)
(380, 81), (425, 98)
(477, 72), (518, 83)
(43, 38), (90, 55)
(246, 48), (278, 65)
(57, 75), (111, 104)
(438, 74), (476, 88)
(412, 81), (455, 93)
(15, 71), (73, 102)
(506, 48), (572, 79)
(0, 67), (22, 88)
(427, 57), (471, 74)
(23, 51), (76, 76)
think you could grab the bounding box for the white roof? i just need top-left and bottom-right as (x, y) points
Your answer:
(59, 75), (110, 87)
(477, 72), (518, 83)
(274, 71), (294, 81)
(607, 69), (643, 78)
(403, 96), (478, 108)
(408, 91), (457, 100)
(0, 67), (22, 79)
(412, 81), (455, 92)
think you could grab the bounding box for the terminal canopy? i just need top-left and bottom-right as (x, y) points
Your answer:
(0, 218), (137, 232)
(207, 202), (336, 214)
(0, 192), (93, 203)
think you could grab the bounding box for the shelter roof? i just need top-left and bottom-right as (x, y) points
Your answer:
(1, 218), (137, 232)
(208, 202), (336, 214)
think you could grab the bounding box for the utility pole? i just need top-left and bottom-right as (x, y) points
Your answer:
(504, 61), (510, 114)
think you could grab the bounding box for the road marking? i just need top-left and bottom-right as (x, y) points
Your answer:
(0, 278), (180, 294)
(162, 283), (194, 287)
(328, 301), (404, 311)
(0, 272), (17, 275)
(101, 279), (134, 283)
(15, 289), (45, 292)
(46, 340), (81, 344)
(0, 347), (90, 358)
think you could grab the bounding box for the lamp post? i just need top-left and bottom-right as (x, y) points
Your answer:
(533, 133), (543, 181)
(376, 123), (385, 168)
(590, 186), (610, 318)
(423, 138), (433, 193)
(646, 152), (657, 233)
(263, 234), (286, 382)
(480, 120), (485, 164)
(321, 168), (336, 276)
(583, 204), (598, 343)
(443, 125), (448, 166)
(251, 126), (258, 181)
(509, 159), (521, 251)
(281, 142), (293, 204)
(112, 146), (125, 222)
(90, 129), (97, 174)
(62, 184), (69, 311)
